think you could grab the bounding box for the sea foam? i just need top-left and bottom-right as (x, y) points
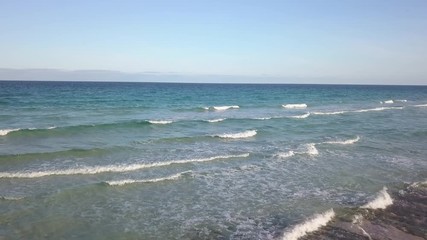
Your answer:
(353, 107), (403, 113)
(206, 118), (226, 123)
(277, 151), (295, 159)
(212, 105), (240, 111)
(215, 130), (257, 139)
(148, 120), (173, 124)
(361, 187), (393, 209)
(324, 136), (360, 145)
(105, 171), (191, 186)
(0, 154), (250, 178)
(305, 143), (319, 155)
(282, 104), (307, 109)
(414, 104), (427, 107)
(282, 209), (335, 240)
(289, 113), (310, 119)
(0, 128), (21, 136)
(312, 111), (345, 115)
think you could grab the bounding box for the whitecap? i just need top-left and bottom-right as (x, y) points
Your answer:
(105, 171), (192, 186)
(206, 118), (226, 123)
(276, 151), (295, 159)
(212, 105), (240, 111)
(414, 104), (427, 107)
(305, 143), (319, 155)
(0, 128), (20, 136)
(253, 117), (272, 120)
(395, 99), (407, 103)
(361, 187), (393, 209)
(282, 209), (335, 240)
(353, 107), (403, 113)
(324, 136), (360, 145)
(382, 100), (394, 104)
(282, 104), (307, 109)
(148, 120), (173, 124)
(0, 153), (250, 178)
(215, 130), (257, 139)
(312, 111), (345, 115)
(289, 112), (310, 119)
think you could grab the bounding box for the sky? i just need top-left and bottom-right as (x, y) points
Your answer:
(1, 0), (427, 84)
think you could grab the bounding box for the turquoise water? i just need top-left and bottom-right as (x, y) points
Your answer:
(1, 81), (427, 239)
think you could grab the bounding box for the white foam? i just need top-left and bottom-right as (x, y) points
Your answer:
(0, 196), (24, 200)
(282, 104), (307, 109)
(282, 209), (335, 240)
(383, 100), (394, 104)
(0, 128), (20, 136)
(253, 117), (272, 120)
(206, 118), (226, 123)
(353, 107), (403, 113)
(395, 99), (407, 103)
(289, 113), (310, 119)
(324, 136), (360, 145)
(312, 111), (345, 115)
(0, 153), (250, 178)
(212, 105), (240, 111)
(305, 143), (319, 155)
(47, 126), (57, 129)
(148, 120), (173, 124)
(414, 104), (427, 107)
(215, 130), (257, 139)
(277, 151), (295, 159)
(105, 171), (191, 186)
(361, 187), (393, 209)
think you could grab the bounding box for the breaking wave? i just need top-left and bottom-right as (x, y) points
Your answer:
(353, 107), (403, 113)
(206, 118), (226, 123)
(414, 104), (427, 107)
(289, 113), (310, 119)
(0, 153), (250, 178)
(148, 120), (173, 125)
(305, 143), (319, 155)
(312, 111), (345, 115)
(282, 209), (335, 240)
(276, 151), (295, 159)
(105, 171), (192, 186)
(324, 136), (360, 145)
(214, 130), (257, 139)
(361, 187), (393, 209)
(282, 104), (307, 109)
(203, 105), (239, 111)
(0, 128), (21, 136)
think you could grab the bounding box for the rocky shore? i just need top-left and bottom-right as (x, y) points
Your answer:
(302, 182), (427, 240)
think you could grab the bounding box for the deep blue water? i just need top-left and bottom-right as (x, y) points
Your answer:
(1, 81), (427, 239)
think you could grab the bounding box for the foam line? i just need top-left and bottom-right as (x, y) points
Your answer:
(289, 113), (310, 119)
(0, 154), (250, 178)
(148, 120), (173, 124)
(206, 118), (226, 123)
(324, 136), (360, 145)
(282, 209), (335, 240)
(361, 187), (393, 209)
(212, 105), (240, 111)
(105, 171), (192, 186)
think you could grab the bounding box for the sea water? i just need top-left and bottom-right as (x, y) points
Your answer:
(0, 81), (427, 239)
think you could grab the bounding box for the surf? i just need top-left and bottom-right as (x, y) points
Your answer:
(361, 187), (393, 209)
(282, 103), (307, 109)
(0, 154), (250, 178)
(323, 136), (360, 145)
(105, 171), (192, 186)
(282, 209), (335, 240)
(214, 130), (257, 139)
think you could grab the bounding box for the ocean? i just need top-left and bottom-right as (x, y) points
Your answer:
(1, 81), (426, 239)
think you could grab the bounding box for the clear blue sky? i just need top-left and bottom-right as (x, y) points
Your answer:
(1, 0), (427, 84)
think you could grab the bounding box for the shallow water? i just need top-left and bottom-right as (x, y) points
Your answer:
(1, 81), (427, 239)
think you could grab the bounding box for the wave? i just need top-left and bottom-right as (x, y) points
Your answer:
(214, 130), (257, 139)
(313, 106), (403, 116)
(312, 111), (345, 115)
(0, 128), (21, 136)
(282, 104), (307, 109)
(305, 143), (319, 155)
(253, 117), (272, 120)
(203, 105), (239, 111)
(105, 171), (192, 186)
(381, 100), (394, 104)
(276, 151), (295, 159)
(0, 153), (250, 178)
(324, 136), (360, 145)
(414, 104), (427, 107)
(395, 99), (407, 103)
(289, 112), (310, 119)
(353, 107), (403, 113)
(147, 120), (173, 125)
(282, 209), (335, 240)
(361, 187), (393, 209)
(206, 118), (226, 123)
